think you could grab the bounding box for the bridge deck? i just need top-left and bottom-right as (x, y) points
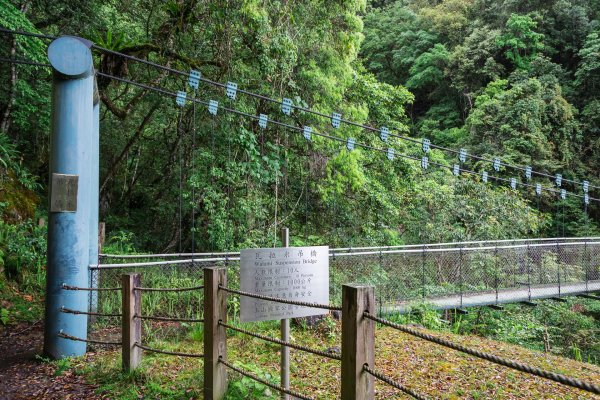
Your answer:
(389, 280), (600, 312)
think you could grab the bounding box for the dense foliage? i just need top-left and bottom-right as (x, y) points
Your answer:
(0, 0), (598, 259)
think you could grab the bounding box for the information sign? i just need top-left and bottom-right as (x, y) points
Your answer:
(240, 246), (329, 323)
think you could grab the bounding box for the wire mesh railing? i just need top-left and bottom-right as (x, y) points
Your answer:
(91, 239), (600, 335)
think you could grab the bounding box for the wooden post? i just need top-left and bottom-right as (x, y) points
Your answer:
(341, 284), (375, 400)
(204, 267), (228, 400)
(122, 273), (141, 371)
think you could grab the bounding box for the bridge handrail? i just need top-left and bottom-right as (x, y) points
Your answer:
(99, 236), (600, 259)
(91, 240), (600, 269)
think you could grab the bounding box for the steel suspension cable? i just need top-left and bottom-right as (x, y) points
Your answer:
(220, 286), (342, 311)
(88, 41), (600, 194)
(0, 27), (597, 194)
(91, 71), (600, 204)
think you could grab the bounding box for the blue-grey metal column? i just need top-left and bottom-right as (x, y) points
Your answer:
(44, 36), (95, 359)
(89, 83), (100, 313)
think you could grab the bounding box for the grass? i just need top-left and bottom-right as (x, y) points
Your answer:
(66, 315), (600, 400)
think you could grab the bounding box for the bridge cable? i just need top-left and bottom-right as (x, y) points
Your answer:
(0, 27), (597, 195)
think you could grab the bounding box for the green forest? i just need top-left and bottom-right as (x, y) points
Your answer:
(1, 0), (599, 258)
(2, 1), (600, 399)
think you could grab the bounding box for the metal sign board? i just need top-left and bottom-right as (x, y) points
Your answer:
(303, 126), (312, 141)
(421, 156), (428, 170)
(50, 173), (78, 212)
(493, 158), (501, 172)
(189, 70), (201, 89)
(346, 137), (355, 151)
(331, 112), (341, 129)
(422, 138), (430, 153)
(459, 148), (467, 163)
(387, 148), (394, 161)
(281, 98), (292, 115)
(240, 246), (329, 323)
(380, 126), (389, 142)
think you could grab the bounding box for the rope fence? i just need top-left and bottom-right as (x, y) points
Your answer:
(60, 307), (122, 318)
(364, 313), (600, 395)
(220, 322), (341, 361)
(134, 343), (204, 358)
(219, 357), (314, 400)
(136, 315), (204, 323)
(220, 286), (342, 311)
(363, 364), (429, 400)
(58, 331), (122, 346)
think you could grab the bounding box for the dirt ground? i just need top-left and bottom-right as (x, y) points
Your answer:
(0, 322), (105, 400)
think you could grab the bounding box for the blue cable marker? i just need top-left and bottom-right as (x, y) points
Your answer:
(583, 180), (589, 193)
(176, 91), (187, 107)
(561, 189), (566, 200)
(226, 81), (238, 100)
(525, 166), (532, 180)
(208, 100), (218, 115)
(584, 194), (590, 205)
(536, 183), (542, 196)
(380, 126), (389, 142)
(482, 170), (488, 183)
(346, 137), (355, 151)
(387, 148), (394, 161)
(331, 112), (341, 129)
(421, 156), (428, 170)
(422, 138), (430, 153)
(556, 173), (562, 187)
(281, 98), (292, 115)
(259, 114), (268, 129)
(189, 70), (201, 89)
(453, 164), (460, 176)
(303, 126), (312, 141)
(459, 148), (467, 163)
(511, 178), (517, 190)
(493, 157), (501, 172)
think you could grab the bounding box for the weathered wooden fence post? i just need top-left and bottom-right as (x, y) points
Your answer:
(341, 284), (375, 400)
(204, 267), (228, 399)
(122, 273), (141, 371)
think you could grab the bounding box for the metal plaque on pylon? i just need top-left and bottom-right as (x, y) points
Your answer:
(240, 246), (329, 322)
(50, 173), (78, 212)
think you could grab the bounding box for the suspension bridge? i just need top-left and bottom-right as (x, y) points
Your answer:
(1, 29), (600, 399)
(96, 236), (600, 313)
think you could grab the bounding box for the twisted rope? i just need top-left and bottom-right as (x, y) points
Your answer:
(135, 314), (204, 323)
(219, 358), (313, 400)
(220, 322), (341, 360)
(135, 343), (203, 358)
(220, 286), (341, 311)
(58, 331), (121, 346)
(60, 307), (122, 318)
(364, 313), (600, 395)
(62, 284), (121, 291)
(363, 365), (429, 400)
(134, 285), (204, 292)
